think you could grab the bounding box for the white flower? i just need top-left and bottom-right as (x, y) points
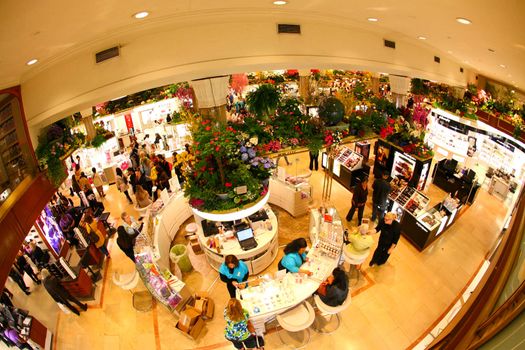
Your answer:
(249, 137), (258, 145)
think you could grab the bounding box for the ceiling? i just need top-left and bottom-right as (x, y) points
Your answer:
(1, 0), (524, 91)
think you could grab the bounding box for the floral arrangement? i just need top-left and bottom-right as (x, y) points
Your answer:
(36, 120), (86, 186)
(183, 114), (274, 211)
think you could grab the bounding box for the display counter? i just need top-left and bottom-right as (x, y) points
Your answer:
(240, 207), (344, 334)
(268, 176), (312, 217)
(134, 191), (193, 313)
(194, 204), (279, 275)
(322, 146), (370, 192)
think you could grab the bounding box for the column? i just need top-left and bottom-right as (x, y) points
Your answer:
(371, 73), (380, 96)
(389, 75), (411, 108)
(190, 76), (230, 124)
(80, 108), (96, 141)
(298, 69), (311, 104)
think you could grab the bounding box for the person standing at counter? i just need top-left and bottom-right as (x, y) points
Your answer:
(41, 269), (88, 316)
(116, 168), (133, 204)
(346, 176), (369, 226)
(371, 170), (391, 223)
(369, 212), (400, 267)
(278, 238), (313, 276)
(224, 298), (262, 350)
(317, 267), (349, 307)
(84, 214), (110, 258)
(219, 255), (250, 298)
(116, 212), (141, 262)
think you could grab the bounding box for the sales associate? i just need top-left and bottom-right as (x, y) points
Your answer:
(278, 238), (313, 276)
(219, 255), (250, 298)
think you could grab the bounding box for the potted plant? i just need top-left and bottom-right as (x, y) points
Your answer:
(246, 84), (281, 120)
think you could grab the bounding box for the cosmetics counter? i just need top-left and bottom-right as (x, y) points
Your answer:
(322, 145), (370, 192)
(134, 190), (193, 314)
(240, 206), (344, 334)
(193, 192), (279, 275)
(268, 172), (312, 217)
(387, 179), (468, 251)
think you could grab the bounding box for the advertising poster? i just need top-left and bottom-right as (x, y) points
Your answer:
(376, 144), (390, 167)
(35, 205), (65, 256)
(391, 151), (416, 182)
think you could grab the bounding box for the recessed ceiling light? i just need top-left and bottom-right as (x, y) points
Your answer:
(456, 17), (472, 25)
(499, 64), (506, 68)
(367, 17), (379, 22)
(418, 36), (427, 40)
(26, 59), (38, 66)
(511, 90), (515, 93)
(273, 1), (287, 5)
(133, 11), (149, 19)
(488, 48), (495, 52)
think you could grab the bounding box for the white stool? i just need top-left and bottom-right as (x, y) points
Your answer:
(184, 222), (198, 239)
(276, 302), (315, 349)
(343, 244), (370, 285)
(312, 294), (352, 333)
(112, 270), (153, 312)
(134, 204), (151, 218)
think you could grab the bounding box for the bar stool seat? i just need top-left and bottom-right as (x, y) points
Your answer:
(112, 270), (153, 312)
(276, 301), (315, 349)
(312, 294), (352, 333)
(184, 223), (198, 239)
(343, 244), (370, 285)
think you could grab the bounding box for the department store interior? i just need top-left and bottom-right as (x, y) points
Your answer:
(1, 1), (525, 350)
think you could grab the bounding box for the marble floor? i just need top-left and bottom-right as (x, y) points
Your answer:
(3, 149), (512, 350)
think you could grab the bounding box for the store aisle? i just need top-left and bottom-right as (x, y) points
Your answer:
(47, 151), (508, 350)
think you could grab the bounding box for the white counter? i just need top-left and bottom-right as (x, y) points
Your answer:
(268, 177), (312, 217)
(240, 207), (344, 334)
(194, 206), (279, 275)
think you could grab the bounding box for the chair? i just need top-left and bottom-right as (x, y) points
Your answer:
(312, 294), (352, 333)
(343, 244), (370, 285)
(134, 204), (151, 219)
(112, 270), (153, 312)
(276, 301), (316, 349)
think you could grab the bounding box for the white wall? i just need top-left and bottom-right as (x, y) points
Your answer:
(21, 13), (472, 147)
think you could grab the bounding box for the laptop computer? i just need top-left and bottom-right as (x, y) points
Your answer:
(235, 227), (258, 251)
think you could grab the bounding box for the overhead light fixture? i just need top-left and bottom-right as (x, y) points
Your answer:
(488, 48), (495, 52)
(511, 90), (515, 93)
(367, 17), (379, 22)
(26, 58), (38, 66)
(133, 11), (149, 19)
(499, 64), (506, 68)
(418, 36), (427, 40)
(456, 17), (472, 25)
(447, 50), (453, 54)
(273, 1), (287, 5)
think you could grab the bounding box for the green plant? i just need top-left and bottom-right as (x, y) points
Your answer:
(411, 78), (430, 96)
(318, 97), (345, 126)
(246, 84), (281, 120)
(90, 134), (107, 148)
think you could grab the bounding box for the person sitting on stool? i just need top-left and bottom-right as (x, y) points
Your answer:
(345, 223), (375, 269)
(316, 267), (349, 306)
(219, 255), (249, 298)
(369, 212), (400, 267)
(278, 238), (313, 276)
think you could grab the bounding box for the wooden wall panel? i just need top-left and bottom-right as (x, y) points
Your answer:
(0, 211), (25, 286)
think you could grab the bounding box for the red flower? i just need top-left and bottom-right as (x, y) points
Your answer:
(205, 126), (211, 131)
(215, 146), (220, 151)
(225, 182), (232, 187)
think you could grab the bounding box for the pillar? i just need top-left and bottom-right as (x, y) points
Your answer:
(190, 76), (230, 124)
(389, 75), (411, 108)
(80, 108), (96, 141)
(298, 69), (311, 104)
(371, 74), (380, 96)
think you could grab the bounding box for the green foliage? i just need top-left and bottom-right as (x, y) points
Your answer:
(90, 134), (107, 148)
(318, 97), (345, 126)
(411, 78), (430, 95)
(246, 84), (281, 119)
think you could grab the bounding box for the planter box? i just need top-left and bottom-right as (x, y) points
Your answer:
(497, 118), (515, 134)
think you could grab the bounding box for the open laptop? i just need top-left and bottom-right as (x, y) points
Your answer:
(235, 227), (258, 251)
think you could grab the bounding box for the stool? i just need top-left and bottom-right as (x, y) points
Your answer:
(184, 223), (198, 239)
(343, 244), (370, 285)
(112, 270), (153, 312)
(312, 294), (352, 333)
(276, 301), (315, 349)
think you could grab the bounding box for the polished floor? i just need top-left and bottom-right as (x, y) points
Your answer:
(4, 149), (512, 350)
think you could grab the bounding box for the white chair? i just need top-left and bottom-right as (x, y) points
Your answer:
(312, 294), (352, 333)
(112, 270), (153, 312)
(134, 203), (152, 218)
(276, 301), (316, 349)
(343, 244), (370, 285)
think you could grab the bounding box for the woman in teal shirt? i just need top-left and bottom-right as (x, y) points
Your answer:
(219, 255), (250, 298)
(278, 238), (313, 275)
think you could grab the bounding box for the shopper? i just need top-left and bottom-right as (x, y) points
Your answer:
(116, 167), (133, 204)
(83, 214), (110, 258)
(91, 167), (105, 198)
(345, 224), (375, 266)
(15, 251), (40, 285)
(278, 238), (313, 275)
(219, 255), (249, 298)
(224, 298), (263, 350)
(371, 170), (391, 223)
(316, 267), (349, 307)
(135, 185), (152, 209)
(346, 176), (369, 226)
(139, 157), (154, 194)
(116, 212), (140, 262)
(3, 327), (34, 350)
(309, 149), (319, 171)
(78, 172), (93, 196)
(0, 288), (14, 308)
(157, 154), (172, 179)
(28, 241), (50, 269)
(59, 212), (79, 248)
(41, 269), (88, 316)
(8, 268), (30, 295)
(369, 212), (400, 266)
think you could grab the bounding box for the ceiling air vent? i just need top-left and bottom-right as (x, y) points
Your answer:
(277, 24), (301, 34)
(95, 46), (120, 63)
(460, 67), (464, 73)
(384, 39), (396, 49)
(434, 56), (441, 63)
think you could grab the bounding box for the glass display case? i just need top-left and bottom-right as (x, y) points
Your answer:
(0, 95), (37, 203)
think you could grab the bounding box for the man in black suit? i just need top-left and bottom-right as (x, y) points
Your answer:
(116, 212), (140, 262)
(371, 170), (391, 223)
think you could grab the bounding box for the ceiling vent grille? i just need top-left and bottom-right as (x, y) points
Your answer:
(460, 67), (464, 73)
(434, 56), (441, 63)
(277, 24), (301, 34)
(95, 46), (120, 63)
(384, 39), (396, 49)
